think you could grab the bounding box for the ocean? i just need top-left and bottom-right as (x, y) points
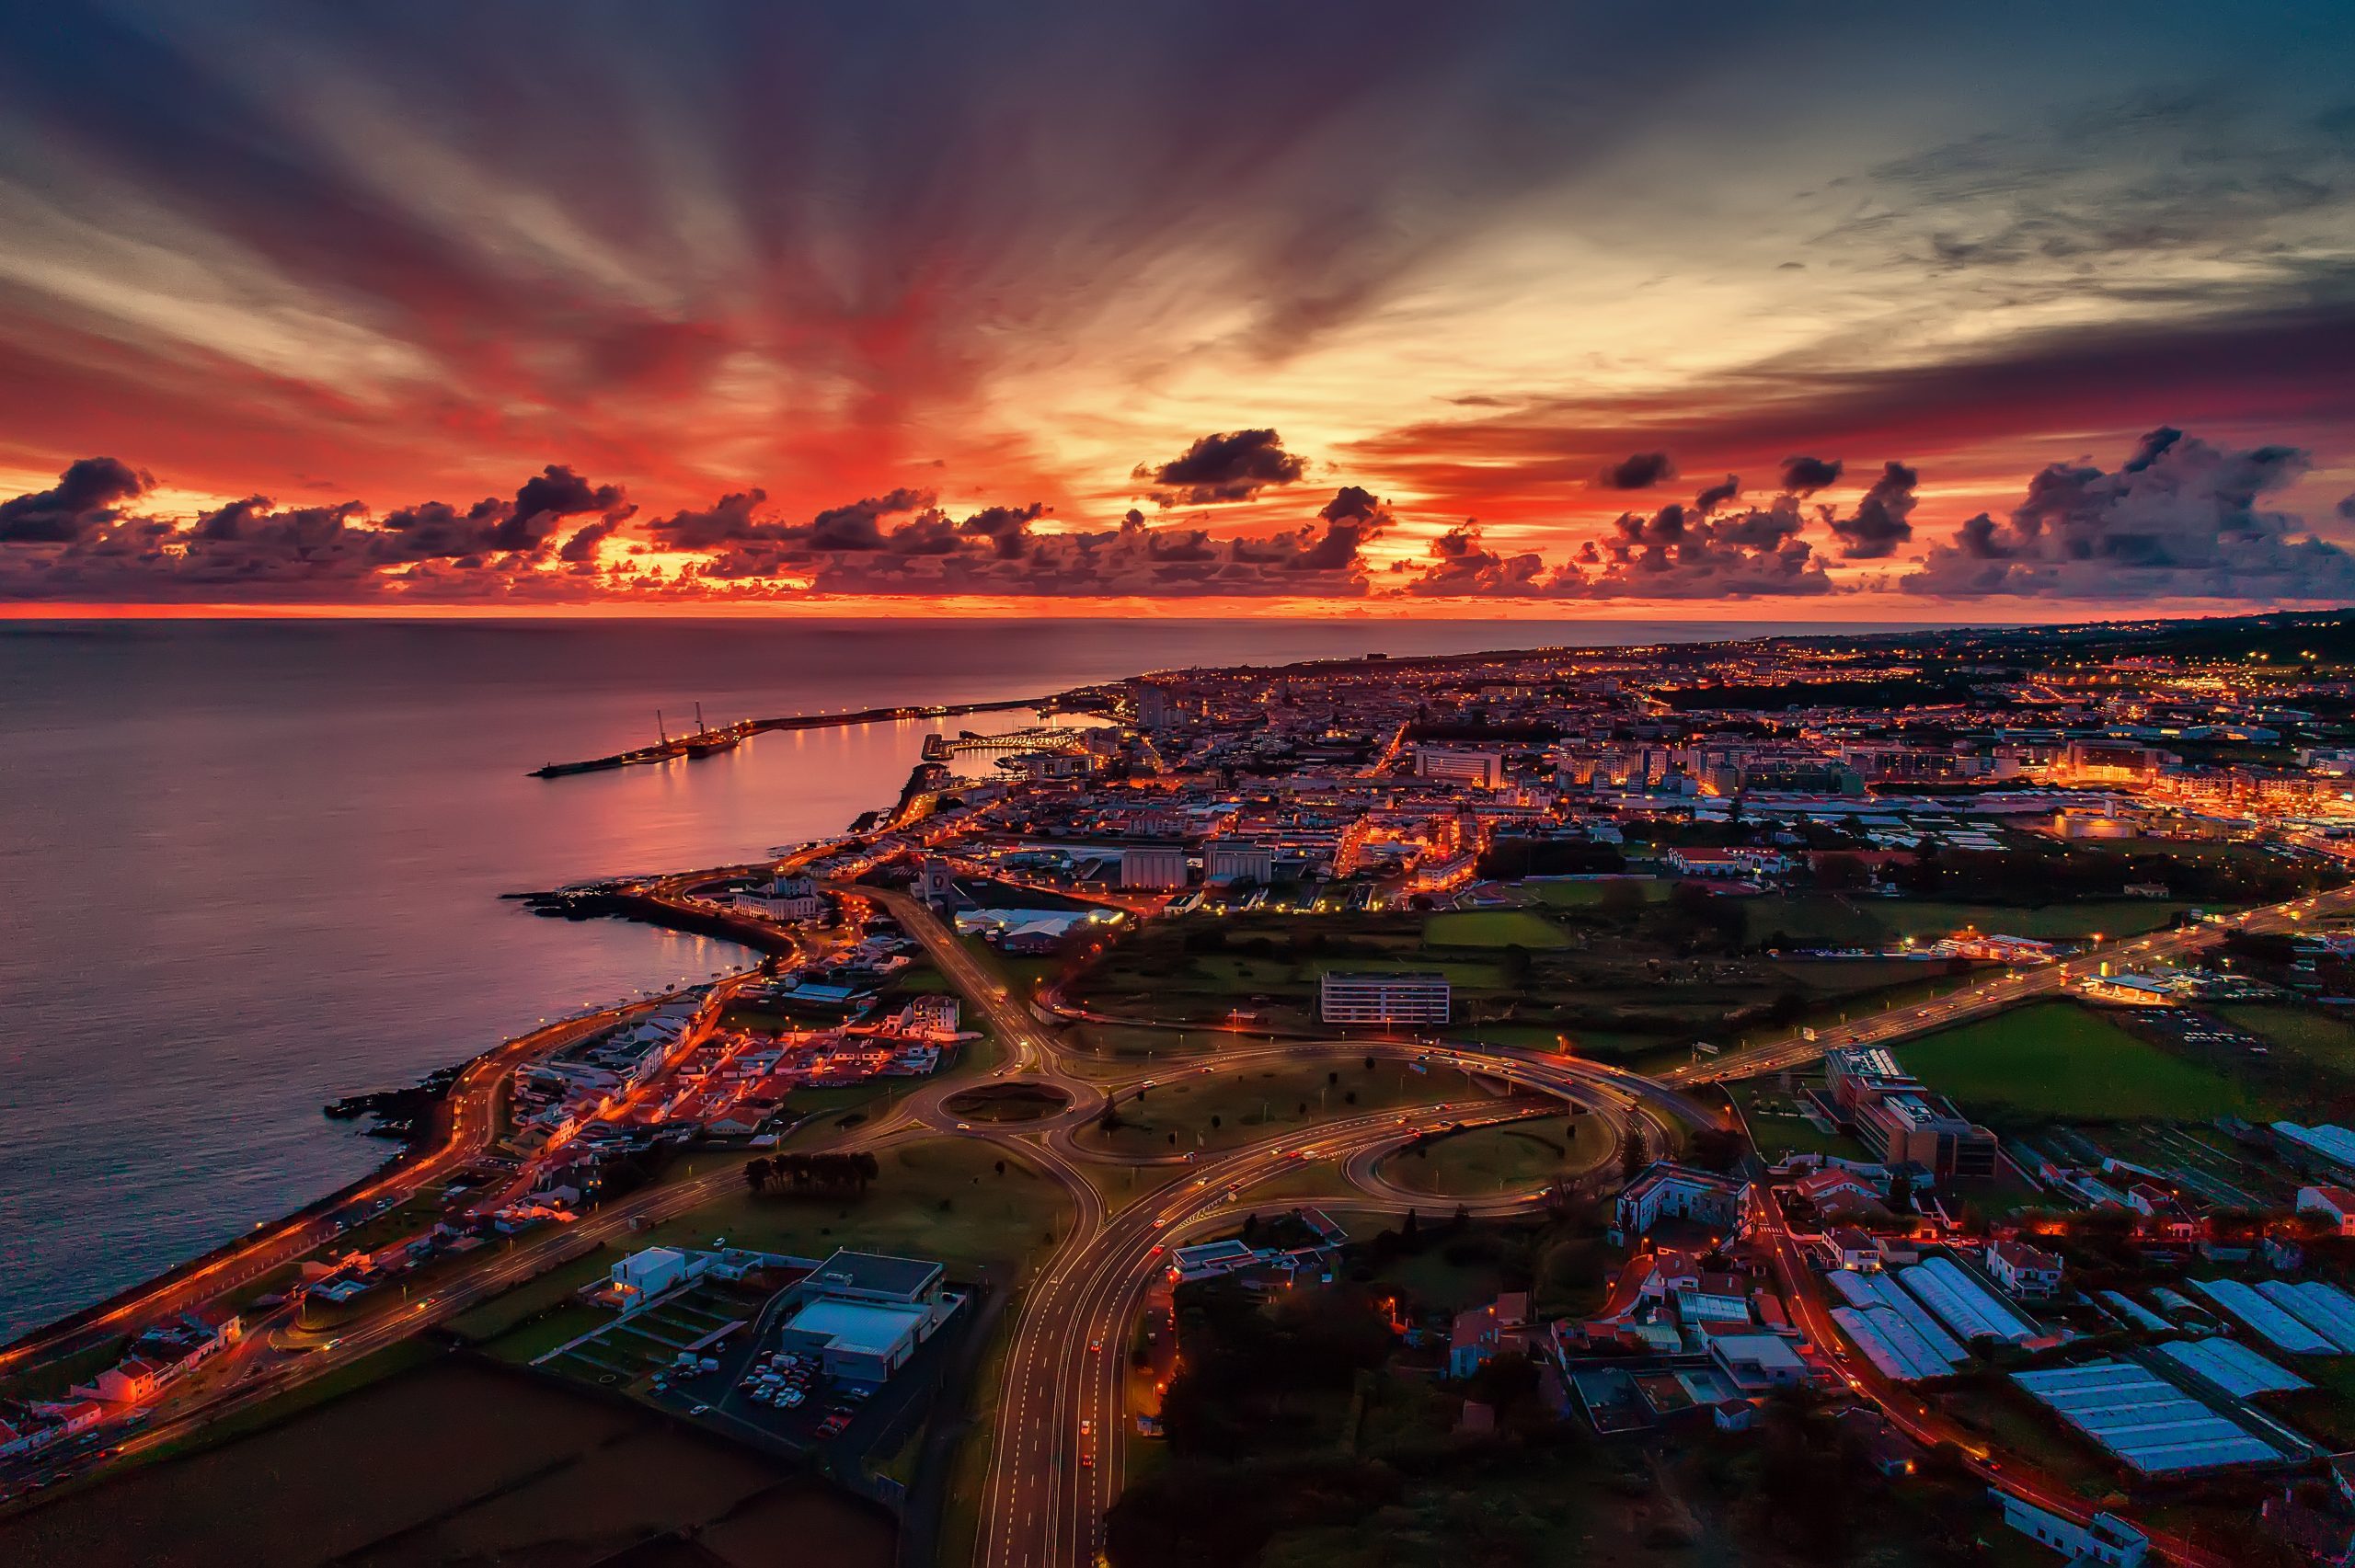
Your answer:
(0, 613), (1881, 1338)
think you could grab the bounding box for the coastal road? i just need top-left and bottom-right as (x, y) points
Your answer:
(0, 989), (707, 1381)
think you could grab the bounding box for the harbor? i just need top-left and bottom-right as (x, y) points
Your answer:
(529, 695), (1069, 779)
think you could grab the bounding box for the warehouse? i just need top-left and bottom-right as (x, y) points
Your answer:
(1831, 1306), (1959, 1382)
(1897, 1257), (2039, 1345)
(2153, 1339), (2310, 1400)
(2188, 1279), (2337, 1356)
(2013, 1360), (2284, 1474)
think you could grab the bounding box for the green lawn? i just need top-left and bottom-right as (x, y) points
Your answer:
(1876, 898), (2193, 942)
(1076, 1059), (1461, 1158)
(1898, 1001), (2257, 1122)
(1421, 910), (1568, 950)
(1726, 1079), (1872, 1162)
(636, 1138), (1074, 1269)
(1524, 878), (1671, 909)
(1378, 1116), (1606, 1198)
(2217, 1003), (2355, 1078)
(1747, 894), (2193, 948)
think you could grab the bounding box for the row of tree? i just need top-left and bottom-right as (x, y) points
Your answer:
(743, 1150), (880, 1196)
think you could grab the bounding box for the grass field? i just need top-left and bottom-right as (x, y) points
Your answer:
(2217, 1003), (2355, 1078)
(1898, 1001), (2257, 1122)
(1524, 878), (1671, 909)
(0, 1357), (892, 1567)
(1746, 894), (2194, 949)
(1075, 1058), (1469, 1158)
(1421, 910), (1568, 950)
(1726, 1079), (1871, 1161)
(1377, 1115), (1607, 1198)
(637, 1137), (1073, 1268)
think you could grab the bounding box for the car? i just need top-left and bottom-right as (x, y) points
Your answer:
(690, 1403), (711, 1416)
(957, 1121), (972, 1130)
(1088, 1337), (1103, 1353)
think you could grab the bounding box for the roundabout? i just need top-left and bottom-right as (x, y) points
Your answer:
(941, 1081), (1074, 1123)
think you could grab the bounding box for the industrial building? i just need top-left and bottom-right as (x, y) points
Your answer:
(1203, 841), (1276, 887)
(773, 1250), (955, 1386)
(1120, 844), (1189, 890)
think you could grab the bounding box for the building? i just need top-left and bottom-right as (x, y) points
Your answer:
(908, 994), (961, 1036)
(1611, 1162), (1745, 1243)
(1992, 1494), (2148, 1567)
(803, 1249), (945, 1306)
(610, 1246), (697, 1309)
(2299, 1185), (2355, 1235)
(1986, 1239), (2064, 1299)
(1828, 1047), (1998, 1180)
(1415, 748), (1505, 789)
(1318, 970), (1450, 1027)
(1448, 1292), (1530, 1378)
(1706, 1333), (1808, 1391)
(1120, 844), (1189, 890)
(780, 1297), (934, 1383)
(774, 1249), (956, 1385)
(1204, 841), (1275, 887)
(1863, 1094), (1987, 1175)
(735, 873), (825, 922)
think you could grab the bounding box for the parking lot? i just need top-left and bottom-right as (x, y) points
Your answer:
(649, 1283), (971, 1471)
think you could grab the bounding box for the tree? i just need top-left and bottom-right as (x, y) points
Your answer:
(743, 1156), (771, 1193)
(994, 1159), (1007, 1176)
(1620, 1125), (1650, 1183)
(1598, 879), (1648, 918)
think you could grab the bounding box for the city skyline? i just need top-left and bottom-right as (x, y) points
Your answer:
(1, 1), (2353, 612)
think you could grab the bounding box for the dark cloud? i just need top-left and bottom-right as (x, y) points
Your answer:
(645, 490), (775, 551)
(1557, 492), (1830, 599)
(1693, 475), (1740, 513)
(1135, 429), (1307, 506)
(802, 488), (936, 552)
(1907, 427), (2353, 598)
(1400, 521), (1545, 596)
(0, 456), (153, 544)
(2339, 492), (2355, 521)
(1597, 451), (1677, 490)
(959, 503), (1049, 559)
(1778, 454), (1844, 495)
(1831, 460), (1919, 559)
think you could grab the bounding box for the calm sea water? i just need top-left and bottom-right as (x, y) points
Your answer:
(0, 614), (1900, 1337)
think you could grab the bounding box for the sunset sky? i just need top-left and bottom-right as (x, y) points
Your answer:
(2, 1), (2353, 614)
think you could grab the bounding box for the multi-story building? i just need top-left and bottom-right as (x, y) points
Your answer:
(1414, 748), (1505, 789)
(1611, 1162), (1746, 1243)
(1826, 1047), (1999, 1180)
(1318, 970), (1450, 1026)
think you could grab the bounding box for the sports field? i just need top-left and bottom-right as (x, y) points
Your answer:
(1896, 1001), (2254, 1121)
(1422, 910), (1569, 949)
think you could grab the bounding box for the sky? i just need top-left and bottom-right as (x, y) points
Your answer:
(1, 0), (2353, 616)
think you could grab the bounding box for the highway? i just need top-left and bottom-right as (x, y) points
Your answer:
(14, 867), (2346, 1561)
(1667, 883), (2355, 1086)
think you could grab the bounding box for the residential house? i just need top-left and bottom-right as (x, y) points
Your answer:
(1986, 1240), (2064, 1300)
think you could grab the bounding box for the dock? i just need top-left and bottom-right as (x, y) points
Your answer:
(530, 696), (1065, 779)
